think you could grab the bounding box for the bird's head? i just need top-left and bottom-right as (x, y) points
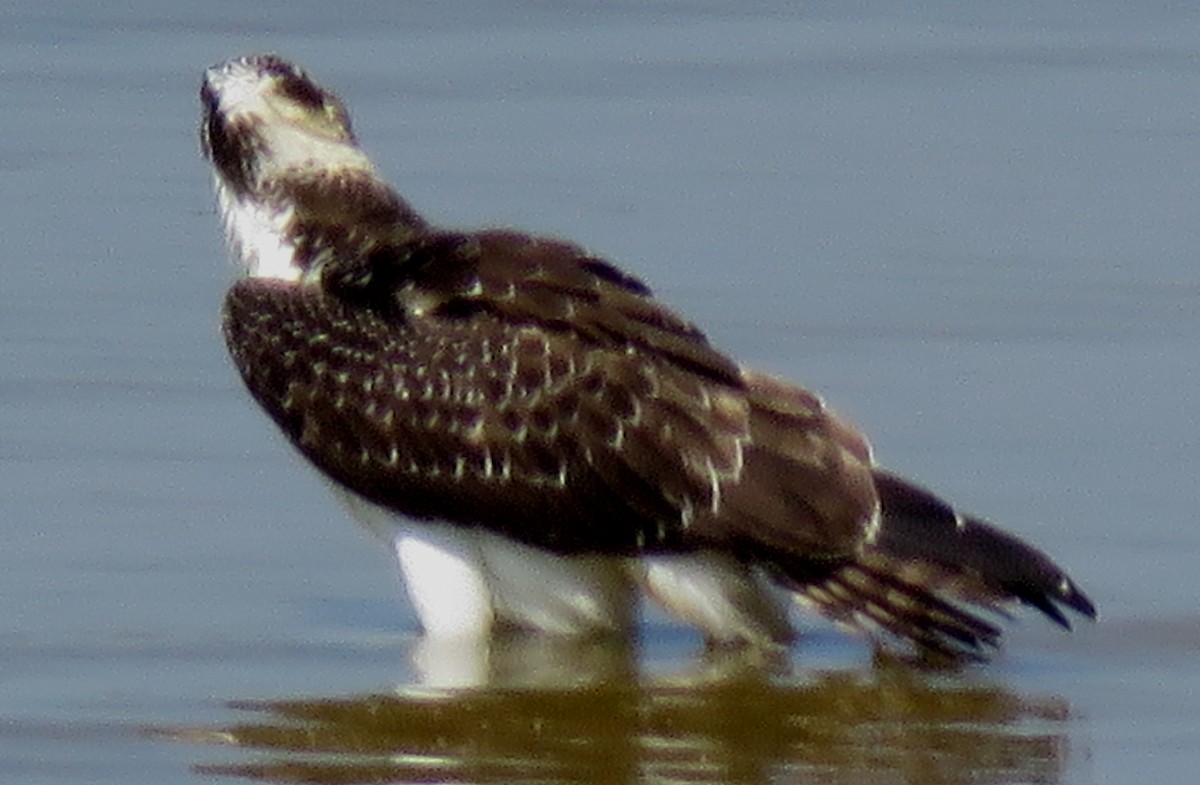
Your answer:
(200, 55), (420, 282)
(200, 54), (369, 199)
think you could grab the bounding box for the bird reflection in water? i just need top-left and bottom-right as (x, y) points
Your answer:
(167, 636), (1074, 785)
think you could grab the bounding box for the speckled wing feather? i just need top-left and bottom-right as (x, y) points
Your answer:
(318, 229), (745, 386)
(223, 229), (886, 561)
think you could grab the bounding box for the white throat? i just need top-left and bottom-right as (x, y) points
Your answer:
(214, 177), (303, 282)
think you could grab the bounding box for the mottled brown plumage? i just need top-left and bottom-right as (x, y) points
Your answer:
(204, 54), (1095, 659)
(223, 230), (873, 560)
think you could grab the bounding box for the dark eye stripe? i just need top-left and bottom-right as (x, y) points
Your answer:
(277, 75), (328, 110)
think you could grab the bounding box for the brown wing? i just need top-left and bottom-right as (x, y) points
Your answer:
(708, 371), (878, 559)
(319, 229), (742, 386)
(222, 230), (878, 558)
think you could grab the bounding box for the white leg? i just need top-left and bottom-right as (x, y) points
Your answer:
(479, 532), (636, 636)
(392, 524), (494, 639)
(640, 552), (793, 648)
(330, 485), (495, 639)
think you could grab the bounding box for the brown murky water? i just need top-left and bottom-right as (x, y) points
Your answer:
(159, 641), (1074, 785)
(191, 678), (1067, 784)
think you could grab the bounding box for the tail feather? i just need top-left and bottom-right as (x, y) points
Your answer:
(765, 470), (1095, 660)
(871, 471), (1097, 627)
(788, 555), (1003, 660)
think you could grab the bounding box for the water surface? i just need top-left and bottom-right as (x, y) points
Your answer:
(2, 2), (1198, 783)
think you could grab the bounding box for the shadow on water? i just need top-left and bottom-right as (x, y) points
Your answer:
(158, 638), (1075, 785)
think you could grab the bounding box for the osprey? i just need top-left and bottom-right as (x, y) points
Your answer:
(200, 54), (1095, 659)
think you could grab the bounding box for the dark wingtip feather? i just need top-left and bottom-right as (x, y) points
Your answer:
(993, 560), (1096, 630)
(871, 470), (1096, 630)
(1045, 577), (1097, 626)
(1067, 585), (1098, 620)
(1022, 592), (1071, 629)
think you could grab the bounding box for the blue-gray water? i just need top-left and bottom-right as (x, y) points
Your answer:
(3, 2), (1199, 783)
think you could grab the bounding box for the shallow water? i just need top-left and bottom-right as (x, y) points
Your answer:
(177, 648), (1077, 785)
(3, 2), (1199, 783)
